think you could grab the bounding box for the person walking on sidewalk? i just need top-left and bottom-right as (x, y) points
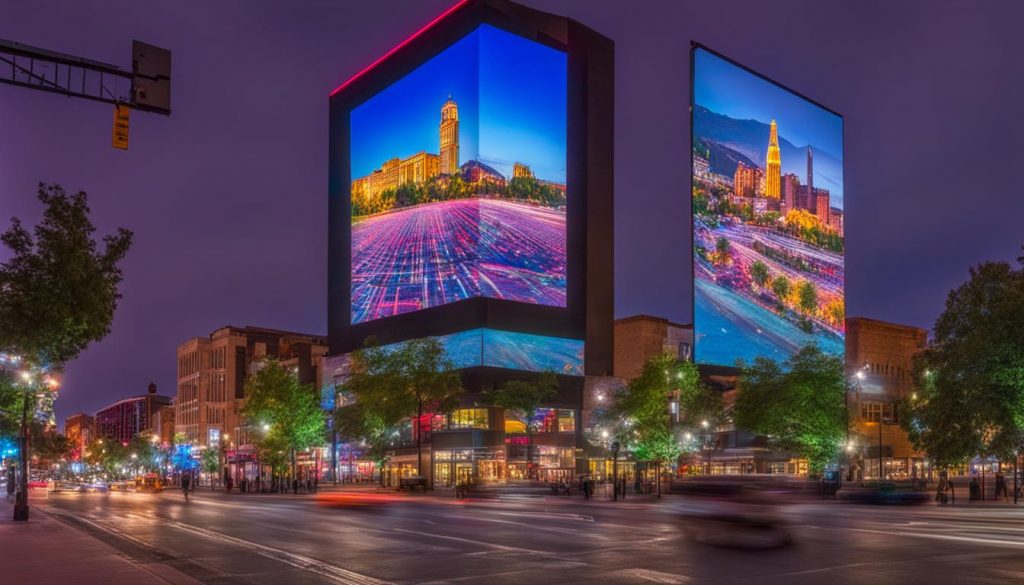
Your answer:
(995, 472), (1008, 501)
(181, 473), (192, 502)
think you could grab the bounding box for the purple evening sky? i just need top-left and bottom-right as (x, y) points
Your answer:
(2, 0), (1023, 424)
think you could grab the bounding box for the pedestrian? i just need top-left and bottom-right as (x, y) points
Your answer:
(996, 472), (1008, 501)
(970, 475), (980, 501)
(936, 476), (948, 504)
(181, 473), (192, 502)
(292, 477), (299, 494)
(313, 476), (319, 494)
(226, 475), (234, 493)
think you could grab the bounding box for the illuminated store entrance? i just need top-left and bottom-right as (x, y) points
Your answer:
(433, 447), (506, 487)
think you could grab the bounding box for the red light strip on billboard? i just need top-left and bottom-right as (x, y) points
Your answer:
(329, 0), (471, 97)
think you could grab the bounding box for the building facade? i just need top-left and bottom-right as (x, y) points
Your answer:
(176, 326), (327, 449)
(93, 383), (171, 444)
(154, 404), (175, 445)
(846, 316), (928, 480)
(439, 96), (459, 174)
(63, 412), (94, 453)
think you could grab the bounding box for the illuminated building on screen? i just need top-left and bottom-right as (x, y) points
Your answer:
(512, 162), (533, 178)
(351, 97), (456, 207)
(733, 162), (762, 198)
(764, 119), (781, 198)
(439, 95), (460, 175)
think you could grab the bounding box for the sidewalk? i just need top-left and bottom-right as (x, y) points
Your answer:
(0, 493), (203, 585)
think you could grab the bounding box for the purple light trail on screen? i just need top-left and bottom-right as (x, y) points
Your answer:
(351, 198), (566, 323)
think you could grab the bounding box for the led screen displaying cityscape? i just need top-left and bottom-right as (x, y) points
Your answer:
(349, 24), (567, 324)
(692, 47), (845, 366)
(380, 328), (583, 375)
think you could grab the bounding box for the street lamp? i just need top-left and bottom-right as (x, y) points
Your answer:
(701, 420), (712, 476)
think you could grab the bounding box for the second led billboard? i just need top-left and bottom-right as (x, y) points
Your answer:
(349, 24), (567, 325)
(692, 47), (845, 366)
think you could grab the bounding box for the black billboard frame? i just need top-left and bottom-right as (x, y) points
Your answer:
(328, 0), (614, 376)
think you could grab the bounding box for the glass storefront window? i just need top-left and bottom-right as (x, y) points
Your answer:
(529, 408), (575, 433)
(505, 419), (526, 433)
(450, 409), (489, 430)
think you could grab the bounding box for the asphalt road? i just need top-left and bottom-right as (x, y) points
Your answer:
(36, 487), (1024, 585)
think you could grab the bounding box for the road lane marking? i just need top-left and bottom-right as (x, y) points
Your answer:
(616, 568), (692, 584)
(849, 527), (1024, 549)
(165, 521), (390, 585)
(392, 528), (554, 555)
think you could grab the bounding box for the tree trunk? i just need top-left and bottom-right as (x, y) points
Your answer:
(416, 400), (424, 479)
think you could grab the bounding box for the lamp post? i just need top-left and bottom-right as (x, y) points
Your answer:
(701, 420), (711, 476)
(611, 440), (620, 502)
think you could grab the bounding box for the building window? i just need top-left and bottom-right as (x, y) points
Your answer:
(862, 401), (882, 422)
(531, 408), (575, 433)
(450, 408), (489, 430)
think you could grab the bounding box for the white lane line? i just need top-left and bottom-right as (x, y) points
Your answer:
(439, 514), (587, 535)
(392, 528), (554, 556)
(616, 568), (692, 584)
(849, 526), (1024, 549)
(165, 521), (389, 585)
(494, 510), (595, 522)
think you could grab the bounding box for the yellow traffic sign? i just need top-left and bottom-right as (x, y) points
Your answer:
(112, 104), (130, 150)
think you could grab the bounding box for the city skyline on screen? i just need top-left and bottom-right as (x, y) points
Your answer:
(349, 24), (568, 324)
(692, 47), (845, 367)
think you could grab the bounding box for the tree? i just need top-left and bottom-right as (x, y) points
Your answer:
(771, 275), (792, 307)
(901, 254), (1024, 468)
(0, 184), (133, 520)
(604, 353), (722, 494)
(715, 236), (732, 264)
(485, 372), (558, 480)
(200, 448), (220, 488)
(334, 403), (393, 486)
(242, 359), (325, 485)
(734, 345), (847, 475)
(344, 338), (462, 479)
(796, 280), (818, 316)
(750, 260), (770, 289)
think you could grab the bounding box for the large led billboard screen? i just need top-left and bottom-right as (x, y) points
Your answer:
(692, 47), (844, 366)
(378, 328), (583, 376)
(349, 24), (567, 325)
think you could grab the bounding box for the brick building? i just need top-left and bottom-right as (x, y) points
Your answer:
(846, 316), (929, 480)
(175, 326), (327, 448)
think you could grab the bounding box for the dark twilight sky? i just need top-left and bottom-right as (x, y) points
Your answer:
(2, 1), (1023, 425)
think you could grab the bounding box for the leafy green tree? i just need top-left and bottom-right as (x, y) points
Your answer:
(604, 354), (722, 492)
(796, 281), (818, 315)
(485, 372), (558, 480)
(335, 403), (395, 486)
(771, 275), (791, 306)
(901, 254), (1024, 467)
(0, 184), (133, 366)
(200, 448), (220, 488)
(715, 236), (731, 260)
(242, 359), (326, 483)
(750, 260), (770, 289)
(0, 184), (132, 519)
(345, 338), (462, 478)
(734, 345), (847, 475)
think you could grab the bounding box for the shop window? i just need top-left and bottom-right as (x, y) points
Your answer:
(450, 408), (489, 430)
(504, 419), (526, 434)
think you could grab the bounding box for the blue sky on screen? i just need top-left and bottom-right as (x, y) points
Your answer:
(350, 25), (565, 183)
(694, 48), (842, 166)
